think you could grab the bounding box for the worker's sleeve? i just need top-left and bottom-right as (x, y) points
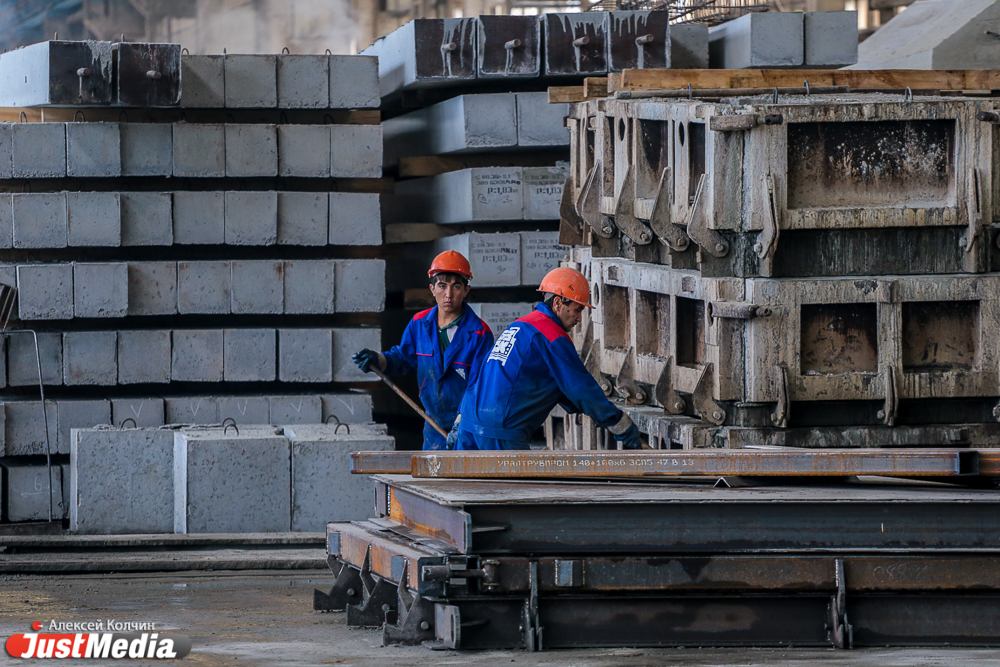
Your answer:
(539, 335), (624, 429)
(382, 319), (419, 376)
(465, 326), (495, 389)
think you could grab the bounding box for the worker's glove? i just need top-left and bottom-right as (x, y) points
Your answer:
(446, 416), (462, 450)
(352, 349), (383, 373)
(614, 422), (643, 450)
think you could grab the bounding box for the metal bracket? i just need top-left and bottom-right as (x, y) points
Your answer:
(584, 337), (612, 396)
(648, 168), (690, 251)
(313, 559), (364, 612)
(755, 174), (780, 260)
(347, 546), (399, 627)
(523, 561), (543, 651)
(771, 365), (789, 429)
(382, 561), (436, 646)
(434, 604), (462, 649)
(827, 558), (853, 649)
(692, 363), (726, 425)
(558, 176), (586, 244)
(877, 365), (898, 427)
(654, 357), (685, 415)
(613, 347), (647, 405)
(685, 174), (729, 258)
(613, 166), (654, 245)
(965, 168), (983, 253)
(709, 114), (757, 132)
(709, 302), (772, 319)
(578, 164), (615, 238)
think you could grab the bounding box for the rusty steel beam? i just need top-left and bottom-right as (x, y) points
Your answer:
(409, 450), (978, 479)
(352, 450), (415, 475)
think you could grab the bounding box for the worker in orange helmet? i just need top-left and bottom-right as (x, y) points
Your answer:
(452, 267), (642, 451)
(353, 251), (494, 450)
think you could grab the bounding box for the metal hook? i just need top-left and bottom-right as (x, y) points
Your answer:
(279, 110), (289, 125)
(325, 414), (343, 425)
(282, 46), (290, 54)
(119, 110), (129, 123)
(686, 83), (693, 100)
(772, 88), (779, 104)
(74, 110), (85, 123)
(803, 80), (810, 96)
(226, 113), (235, 123)
(224, 423), (239, 435)
(53, 32), (58, 40)
(18, 111), (26, 123)
(325, 49), (332, 55)
(323, 113), (335, 125)
(334, 423), (350, 435)
(221, 417), (237, 429)
(904, 86), (913, 103)
(182, 47), (190, 55)
(121, 33), (126, 43)
(119, 418), (137, 430)
(22, 182), (30, 193)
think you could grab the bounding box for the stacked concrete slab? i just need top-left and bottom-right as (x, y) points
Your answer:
(560, 89), (1000, 453)
(0, 42), (387, 527)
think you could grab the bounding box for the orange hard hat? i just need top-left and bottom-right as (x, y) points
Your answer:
(538, 267), (593, 309)
(428, 250), (473, 280)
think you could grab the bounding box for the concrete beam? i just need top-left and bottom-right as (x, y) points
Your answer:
(435, 233), (521, 287)
(73, 262), (128, 318)
(63, 331), (117, 386)
(177, 261), (231, 315)
(66, 122), (121, 177)
(111, 398), (165, 428)
(118, 330), (171, 384)
(17, 264), (74, 320)
(127, 261), (177, 316)
(231, 260), (283, 314)
(224, 55), (277, 108)
(179, 54), (225, 108)
(283, 260), (335, 314)
(171, 329), (224, 382)
(224, 329), (277, 382)
(67, 192), (121, 247)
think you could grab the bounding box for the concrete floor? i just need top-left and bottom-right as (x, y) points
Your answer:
(1, 570), (998, 666)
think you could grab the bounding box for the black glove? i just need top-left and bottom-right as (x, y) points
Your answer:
(446, 417), (462, 450)
(613, 422), (643, 450)
(352, 349), (381, 373)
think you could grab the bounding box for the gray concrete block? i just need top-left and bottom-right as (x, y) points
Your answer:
(4, 400), (57, 456)
(329, 193), (381, 245)
(331, 125), (382, 178)
(120, 123), (173, 176)
(283, 260), (335, 315)
(709, 12), (804, 69)
(8, 331), (61, 386)
(17, 264), (73, 320)
(321, 394), (374, 424)
(521, 231), (566, 285)
(174, 428), (290, 533)
(284, 423), (387, 439)
(178, 261), (231, 315)
(393, 168), (523, 224)
(224, 55), (277, 108)
(670, 23), (710, 69)
(225, 124), (278, 177)
(67, 192), (121, 247)
(516, 92), (569, 147)
(0, 124), (12, 179)
(66, 122), (121, 177)
(73, 262), (128, 318)
(56, 400), (111, 454)
(63, 331), (117, 385)
(2, 461), (62, 522)
(224, 329), (277, 382)
(290, 432), (393, 530)
(225, 192), (277, 246)
(180, 54), (226, 108)
(111, 398), (165, 428)
(268, 395), (322, 425)
(278, 192), (328, 246)
(435, 233), (521, 287)
(172, 123), (225, 177)
(118, 330), (171, 384)
(71, 428), (174, 534)
(804, 11), (859, 67)
(277, 125), (330, 178)
(279, 329), (332, 383)
(13, 193), (68, 249)
(329, 55), (379, 109)
(121, 192), (172, 246)
(127, 261), (177, 316)
(333, 328), (381, 382)
(277, 54), (329, 109)
(0, 193), (12, 249)
(165, 397), (221, 425)
(523, 166), (568, 220)
(335, 260), (385, 312)
(172, 330), (224, 382)
(231, 260), (283, 314)
(219, 396), (270, 424)
(173, 191), (225, 245)
(11, 123), (66, 178)
(470, 302), (533, 336)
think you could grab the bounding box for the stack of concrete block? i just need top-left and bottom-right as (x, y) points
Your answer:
(0, 42), (386, 526)
(429, 232), (566, 288)
(69, 421), (391, 534)
(708, 11), (858, 69)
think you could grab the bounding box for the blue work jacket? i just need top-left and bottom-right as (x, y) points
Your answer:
(383, 305), (494, 450)
(456, 302), (623, 450)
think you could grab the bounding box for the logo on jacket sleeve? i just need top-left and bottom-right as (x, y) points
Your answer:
(487, 327), (520, 366)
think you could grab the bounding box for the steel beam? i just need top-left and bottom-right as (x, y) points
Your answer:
(409, 450), (979, 479)
(352, 450), (413, 475)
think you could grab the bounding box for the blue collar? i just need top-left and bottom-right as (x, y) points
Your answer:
(535, 302), (563, 327)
